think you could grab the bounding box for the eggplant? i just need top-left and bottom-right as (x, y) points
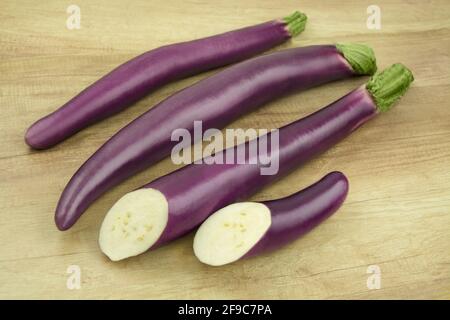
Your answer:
(56, 43), (376, 230)
(25, 12), (307, 149)
(99, 63), (413, 261)
(194, 172), (348, 266)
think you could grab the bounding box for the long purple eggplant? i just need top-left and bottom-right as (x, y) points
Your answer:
(193, 171), (348, 266)
(56, 43), (377, 231)
(99, 63), (413, 261)
(25, 12), (307, 149)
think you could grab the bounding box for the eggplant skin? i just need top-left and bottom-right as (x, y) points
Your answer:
(25, 20), (292, 150)
(146, 87), (376, 249)
(55, 45), (356, 230)
(245, 171), (349, 258)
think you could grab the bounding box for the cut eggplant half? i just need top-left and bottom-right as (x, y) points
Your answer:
(193, 202), (272, 266)
(99, 189), (168, 261)
(194, 172), (349, 266)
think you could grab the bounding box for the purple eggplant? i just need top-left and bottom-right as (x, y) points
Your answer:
(99, 63), (413, 261)
(56, 43), (377, 231)
(25, 11), (307, 149)
(194, 171), (348, 266)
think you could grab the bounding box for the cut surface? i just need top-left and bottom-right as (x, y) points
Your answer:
(193, 202), (271, 266)
(99, 188), (168, 261)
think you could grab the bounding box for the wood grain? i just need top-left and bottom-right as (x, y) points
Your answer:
(0, 0), (449, 299)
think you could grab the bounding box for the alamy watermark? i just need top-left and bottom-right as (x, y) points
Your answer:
(66, 5), (81, 30)
(366, 265), (381, 289)
(171, 121), (280, 175)
(367, 5), (381, 30)
(66, 265), (81, 290)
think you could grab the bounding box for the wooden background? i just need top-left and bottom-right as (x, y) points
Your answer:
(1, 0), (449, 299)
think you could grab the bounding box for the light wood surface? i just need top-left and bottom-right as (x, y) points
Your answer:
(1, 0), (449, 299)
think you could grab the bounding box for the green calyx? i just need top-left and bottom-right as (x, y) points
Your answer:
(336, 43), (377, 76)
(366, 63), (414, 112)
(283, 11), (307, 37)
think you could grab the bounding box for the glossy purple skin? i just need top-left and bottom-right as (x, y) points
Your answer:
(25, 20), (291, 149)
(244, 171), (349, 259)
(56, 45), (356, 230)
(148, 87), (376, 249)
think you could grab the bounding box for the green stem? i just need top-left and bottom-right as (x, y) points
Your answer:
(336, 43), (377, 76)
(366, 63), (414, 112)
(283, 11), (307, 37)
